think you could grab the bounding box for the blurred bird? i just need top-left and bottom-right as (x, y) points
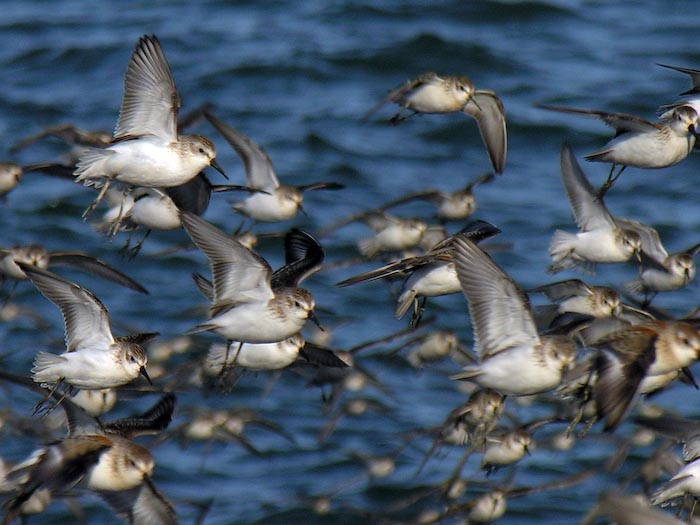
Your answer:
(584, 493), (686, 525)
(401, 330), (463, 369)
(548, 143), (641, 273)
(355, 212), (428, 258)
(319, 397), (393, 443)
(651, 456), (700, 510)
(1, 384), (176, 525)
(10, 123), (112, 160)
(587, 320), (700, 431)
(529, 279), (622, 329)
(635, 412), (700, 462)
(418, 389), (505, 466)
(365, 72), (507, 174)
(480, 419), (558, 473)
(204, 110), (343, 223)
(95, 173), (262, 256)
(0, 244), (148, 295)
(377, 172), (495, 222)
(0, 163), (23, 200)
(67, 389), (118, 418)
(337, 220), (500, 325)
(174, 406), (293, 456)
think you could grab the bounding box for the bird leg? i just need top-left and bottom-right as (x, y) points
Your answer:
(122, 229), (151, 260)
(409, 297), (428, 329)
(217, 341), (244, 383)
(641, 291), (657, 309)
(82, 177), (112, 220)
(106, 186), (134, 238)
(596, 165), (626, 200)
(690, 497), (697, 521)
(32, 380), (69, 416)
(390, 110), (418, 125)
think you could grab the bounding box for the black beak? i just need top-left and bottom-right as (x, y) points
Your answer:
(140, 366), (153, 385)
(210, 159), (228, 180)
(308, 310), (324, 331)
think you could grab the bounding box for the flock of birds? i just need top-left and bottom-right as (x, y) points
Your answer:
(2, 33), (700, 524)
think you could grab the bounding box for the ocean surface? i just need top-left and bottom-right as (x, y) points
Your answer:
(1, 1), (700, 524)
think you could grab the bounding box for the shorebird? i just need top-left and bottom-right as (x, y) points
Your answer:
(365, 72), (507, 174)
(617, 218), (700, 300)
(74, 35), (225, 218)
(181, 212), (323, 362)
(0, 244), (147, 295)
(548, 144), (641, 273)
(337, 220), (500, 325)
(377, 172), (494, 222)
(19, 264), (154, 392)
(538, 103), (698, 196)
(204, 110), (343, 223)
(583, 320), (700, 431)
(450, 235), (576, 396)
(0, 376), (176, 525)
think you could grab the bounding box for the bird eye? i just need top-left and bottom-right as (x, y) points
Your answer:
(294, 300), (301, 308)
(198, 147), (205, 154)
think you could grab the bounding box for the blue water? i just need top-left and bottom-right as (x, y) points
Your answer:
(1, 1), (700, 523)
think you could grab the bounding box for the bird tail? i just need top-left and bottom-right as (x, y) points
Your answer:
(395, 289), (417, 319)
(205, 343), (233, 374)
(548, 230), (578, 273)
(449, 366), (482, 381)
(184, 323), (215, 336)
(74, 148), (115, 186)
(357, 237), (379, 258)
(623, 278), (645, 296)
(31, 352), (65, 387)
(650, 478), (685, 507)
(583, 149), (612, 163)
